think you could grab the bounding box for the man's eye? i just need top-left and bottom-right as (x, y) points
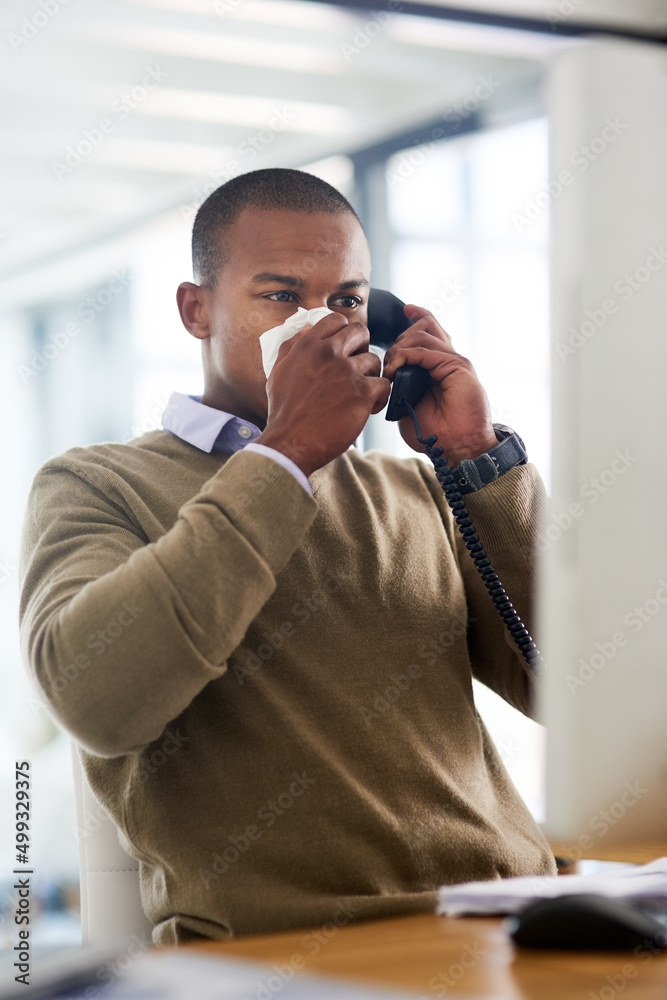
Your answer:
(266, 291), (296, 303)
(333, 295), (361, 309)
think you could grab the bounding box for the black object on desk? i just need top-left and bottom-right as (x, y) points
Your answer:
(507, 893), (667, 951)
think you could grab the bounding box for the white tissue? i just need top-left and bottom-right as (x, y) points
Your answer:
(259, 306), (334, 377)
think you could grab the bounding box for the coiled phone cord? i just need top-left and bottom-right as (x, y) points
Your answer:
(402, 398), (543, 673)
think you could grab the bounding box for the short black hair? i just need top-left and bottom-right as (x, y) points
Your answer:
(191, 168), (361, 287)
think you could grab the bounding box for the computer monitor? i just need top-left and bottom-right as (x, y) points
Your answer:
(539, 38), (667, 849)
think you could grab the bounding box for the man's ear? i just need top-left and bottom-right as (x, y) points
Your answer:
(177, 282), (210, 341)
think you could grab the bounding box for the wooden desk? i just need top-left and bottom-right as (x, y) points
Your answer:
(191, 911), (667, 999)
(191, 845), (667, 1000)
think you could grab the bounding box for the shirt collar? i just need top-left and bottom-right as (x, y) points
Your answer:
(161, 391), (261, 454)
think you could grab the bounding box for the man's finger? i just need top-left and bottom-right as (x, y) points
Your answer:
(383, 332), (461, 378)
(329, 320), (370, 358)
(383, 345), (473, 386)
(350, 350), (382, 377)
(400, 306), (453, 349)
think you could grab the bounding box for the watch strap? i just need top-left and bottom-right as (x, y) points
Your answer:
(448, 423), (528, 495)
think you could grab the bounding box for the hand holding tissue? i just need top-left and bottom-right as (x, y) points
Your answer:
(259, 307), (334, 377)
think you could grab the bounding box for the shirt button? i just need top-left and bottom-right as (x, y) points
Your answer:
(237, 425), (253, 439)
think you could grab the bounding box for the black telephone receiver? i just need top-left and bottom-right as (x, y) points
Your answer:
(367, 288), (431, 421)
(366, 287), (541, 672)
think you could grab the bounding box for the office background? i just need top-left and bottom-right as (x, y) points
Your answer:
(0, 0), (661, 945)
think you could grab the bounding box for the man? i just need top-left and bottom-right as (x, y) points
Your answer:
(19, 168), (556, 946)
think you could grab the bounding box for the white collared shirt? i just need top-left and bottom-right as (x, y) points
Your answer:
(161, 391), (313, 495)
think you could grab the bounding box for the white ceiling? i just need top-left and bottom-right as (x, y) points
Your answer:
(0, 0), (663, 303)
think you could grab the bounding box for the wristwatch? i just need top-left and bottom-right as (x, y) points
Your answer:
(448, 423), (528, 495)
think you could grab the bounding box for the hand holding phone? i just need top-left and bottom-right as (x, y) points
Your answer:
(368, 289), (540, 671)
(366, 288), (433, 421)
(379, 300), (496, 466)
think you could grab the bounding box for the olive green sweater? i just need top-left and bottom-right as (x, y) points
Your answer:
(19, 432), (556, 944)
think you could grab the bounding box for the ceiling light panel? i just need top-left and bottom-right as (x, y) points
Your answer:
(137, 88), (356, 134)
(65, 22), (342, 74)
(119, 0), (355, 31)
(92, 136), (237, 173)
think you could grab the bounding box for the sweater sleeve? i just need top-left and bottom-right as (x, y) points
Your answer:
(18, 448), (319, 757)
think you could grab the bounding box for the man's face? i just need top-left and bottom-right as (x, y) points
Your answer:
(182, 206), (372, 428)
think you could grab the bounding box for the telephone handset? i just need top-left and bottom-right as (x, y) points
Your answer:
(367, 289), (541, 672)
(367, 287), (431, 420)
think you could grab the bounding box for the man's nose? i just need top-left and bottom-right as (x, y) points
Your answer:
(301, 296), (332, 311)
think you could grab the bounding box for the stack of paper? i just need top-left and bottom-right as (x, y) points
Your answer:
(437, 857), (667, 916)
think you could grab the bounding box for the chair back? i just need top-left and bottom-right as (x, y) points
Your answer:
(70, 742), (154, 946)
